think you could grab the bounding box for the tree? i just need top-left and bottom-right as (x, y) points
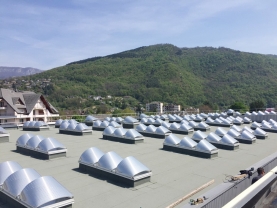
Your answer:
(229, 102), (248, 113)
(199, 101), (219, 112)
(96, 104), (109, 114)
(199, 104), (212, 113)
(249, 100), (265, 111)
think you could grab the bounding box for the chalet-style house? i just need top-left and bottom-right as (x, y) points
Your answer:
(0, 88), (59, 125)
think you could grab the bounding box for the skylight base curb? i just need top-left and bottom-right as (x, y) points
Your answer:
(0, 124), (19, 129)
(103, 135), (144, 144)
(143, 123), (162, 127)
(261, 128), (277, 133)
(233, 123), (243, 126)
(0, 135), (9, 143)
(170, 129), (193, 135)
(79, 164), (151, 187)
(92, 127), (105, 131)
(139, 132), (168, 139)
(209, 142), (239, 150)
(23, 127), (50, 131)
(16, 146), (67, 160)
(236, 138), (256, 144)
(206, 123), (232, 127)
(59, 129), (92, 135)
(256, 135), (268, 139)
(169, 121), (181, 123)
(194, 127), (210, 132)
(163, 144), (218, 159)
(85, 122), (93, 126)
(122, 123), (139, 129)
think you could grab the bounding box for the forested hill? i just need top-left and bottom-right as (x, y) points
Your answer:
(15, 44), (277, 109)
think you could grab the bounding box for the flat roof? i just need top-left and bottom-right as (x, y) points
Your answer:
(1, 124), (277, 208)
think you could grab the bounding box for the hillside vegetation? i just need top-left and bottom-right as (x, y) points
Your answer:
(12, 44), (277, 110)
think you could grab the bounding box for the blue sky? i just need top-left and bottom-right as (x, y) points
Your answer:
(1, 0), (277, 70)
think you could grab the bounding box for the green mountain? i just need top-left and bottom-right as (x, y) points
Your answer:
(10, 44), (277, 110)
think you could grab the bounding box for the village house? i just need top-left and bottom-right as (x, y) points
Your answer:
(0, 88), (59, 125)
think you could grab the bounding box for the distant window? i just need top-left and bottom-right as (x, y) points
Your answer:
(20, 119), (24, 123)
(33, 110), (36, 115)
(15, 98), (24, 105)
(0, 102), (4, 107)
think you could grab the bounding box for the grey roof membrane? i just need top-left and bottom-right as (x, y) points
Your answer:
(2, 124), (277, 208)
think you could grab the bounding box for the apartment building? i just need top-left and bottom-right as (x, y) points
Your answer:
(146, 102), (180, 113)
(0, 88), (59, 125)
(146, 102), (163, 113)
(163, 103), (181, 112)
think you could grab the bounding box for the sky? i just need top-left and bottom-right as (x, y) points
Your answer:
(1, 0), (277, 70)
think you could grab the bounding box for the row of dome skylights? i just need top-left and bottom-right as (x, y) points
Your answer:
(251, 120), (277, 131)
(86, 109), (276, 124)
(140, 118), (164, 125)
(163, 125), (262, 151)
(0, 161), (74, 208)
(79, 147), (152, 180)
(215, 126), (266, 139)
(93, 120), (121, 129)
(163, 122), (194, 132)
(161, 114), (251, 125)
(60, 122), (91, 132)
(164, 134), (219, 154)
(84, 115), (98, 122)
(55, 119), (79, 126)
(139, 118), (209, 130)
(206, 117), (247, 126)
(165, 120), (210, 130)
(84, 115), (124, 123)
(23, 121), (49, 128)
(245, 111), (276, 115)
(58, 113), (277, 134)
(104, 117), (124, 123)
(136, 124), (171, 135)
(141, 115), (250, 127)
(139, 114), (168, 120)
(192, 130), (239, 147)
(103, 126), (144, 140)
(121, 116), (140, 124)
(16, 133), (67, 154)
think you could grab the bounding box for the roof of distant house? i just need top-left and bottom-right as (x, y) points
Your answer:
(0, 88), (58, 114)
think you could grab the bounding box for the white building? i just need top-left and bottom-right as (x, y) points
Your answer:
(163, 103), (181, 112)
(93, 96), (102, 101)
(146, 102), (163, 113)
(146, 102), (181, 113)
(0, 88), (59, 125)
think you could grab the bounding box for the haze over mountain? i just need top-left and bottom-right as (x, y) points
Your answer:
(0, 67), (42, 79)
(6, 44), (277, 110)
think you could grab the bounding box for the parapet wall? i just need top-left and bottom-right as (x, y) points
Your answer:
(182, 151), (277, 208)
